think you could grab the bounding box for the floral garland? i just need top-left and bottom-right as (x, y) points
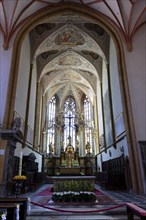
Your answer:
(51, 191), (97, 203)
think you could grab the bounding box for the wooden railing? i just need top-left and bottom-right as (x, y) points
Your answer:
(126, 203), (146, 220)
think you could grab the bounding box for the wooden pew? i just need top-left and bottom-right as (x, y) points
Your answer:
(0, 203), (16, 220)
(0, 197), (28, 220)
(126, 203), (146, 220)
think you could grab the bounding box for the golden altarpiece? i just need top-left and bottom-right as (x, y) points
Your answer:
(45, 137), (95, 176)
(43, 96), (96, 176)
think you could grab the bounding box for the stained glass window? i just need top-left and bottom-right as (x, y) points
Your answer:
(84, 96), (92, 146)
(46, 96), (56, 153)
(64, 96), (76, 147)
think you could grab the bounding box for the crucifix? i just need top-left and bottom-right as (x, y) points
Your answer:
(66, 111), (75, 145)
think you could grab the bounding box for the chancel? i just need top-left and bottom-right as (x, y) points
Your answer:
(0, 1), (146, 219)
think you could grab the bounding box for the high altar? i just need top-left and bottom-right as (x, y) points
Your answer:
(45, 141), (95, 176)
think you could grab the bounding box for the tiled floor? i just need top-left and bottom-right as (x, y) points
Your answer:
(24, 184), (146, 220)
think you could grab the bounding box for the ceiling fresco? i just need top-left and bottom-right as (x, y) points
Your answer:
(0, 0), (145, 110)
(34, 16), (105, 108)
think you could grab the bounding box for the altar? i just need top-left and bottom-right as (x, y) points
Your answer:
(51, 175), (96, 192)
(45, 137), (95, 176)
(59, 167), (83, 175)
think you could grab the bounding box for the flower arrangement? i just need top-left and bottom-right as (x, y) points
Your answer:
(72, 160), (79, 167)
(51, 191), (97, 203)
(54, 180), (94, 192)
(13, 175), (27, 180)
(0, 210), (7, 220)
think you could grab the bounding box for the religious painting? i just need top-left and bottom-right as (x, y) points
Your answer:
(99, 134), (105, 150)
(103, 90), (113, 147)
(115, 113), (125, 138)
(58, 54), (82, 66)
(26, 126), (33, 145)
(13, 111), (24, 135)
(55, 30), (85, 46)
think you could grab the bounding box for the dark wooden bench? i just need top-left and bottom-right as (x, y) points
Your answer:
(0, 203), (16, 220)
(0, 197), (28, 220)
(95, 171), (109, 187)
(126, 203), (146, 220)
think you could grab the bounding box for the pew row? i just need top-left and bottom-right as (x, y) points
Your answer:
(0, 197), (28, 220)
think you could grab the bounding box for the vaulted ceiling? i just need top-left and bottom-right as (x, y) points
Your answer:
(0, 0), (145, 110)
(29, 15), (109, 108)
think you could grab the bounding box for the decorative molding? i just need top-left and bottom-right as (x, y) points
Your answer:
(0, 1), (145, 50)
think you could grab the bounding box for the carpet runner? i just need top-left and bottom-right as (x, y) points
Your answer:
(36, 187), (53, 196)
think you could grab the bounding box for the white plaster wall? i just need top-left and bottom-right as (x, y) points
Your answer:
(124, 26), (146, 141)
(109, 39), (123, 120)
(14, 34), (30, 120)
(96, 136), (128, 171)
(0, 33), (13, 126)
(102, 61), (108, 96)
(28, 62), (37, 129)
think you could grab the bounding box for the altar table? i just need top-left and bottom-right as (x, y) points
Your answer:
(51, 176), (96, 192)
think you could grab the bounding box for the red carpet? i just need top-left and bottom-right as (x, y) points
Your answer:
(35, 187), (116, 205)
(36, 187), (53, 196)
(36, 187), (103, 196)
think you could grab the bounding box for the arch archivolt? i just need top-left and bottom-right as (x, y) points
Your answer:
(4, 3), (142, 194)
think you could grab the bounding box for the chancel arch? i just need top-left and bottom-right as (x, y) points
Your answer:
(1, 3), (144, 196)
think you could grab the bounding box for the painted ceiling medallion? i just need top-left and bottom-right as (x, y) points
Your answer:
(55, 30), (85, 46)
(60, 73), (81, 81)
(58, 54), (82, 66)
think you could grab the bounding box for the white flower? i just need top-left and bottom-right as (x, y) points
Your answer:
(1, 213), (6, 220)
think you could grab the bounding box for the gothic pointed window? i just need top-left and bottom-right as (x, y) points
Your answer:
(84, 96), (92, 147)
(46, 96), (56, 153)
(64, 96), (76, 147)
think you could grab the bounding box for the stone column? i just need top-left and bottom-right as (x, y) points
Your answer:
(34, 82), (42, 151)
(40, 96), (46, 153)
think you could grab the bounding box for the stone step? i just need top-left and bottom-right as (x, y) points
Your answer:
(26, 206), (130, 219)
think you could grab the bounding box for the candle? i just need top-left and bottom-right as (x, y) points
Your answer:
(16, 204), (20, 220)
(18, 151), (23, 176)
(20, 151), (23, 159)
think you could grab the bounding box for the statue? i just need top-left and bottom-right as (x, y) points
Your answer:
(12, 117), (21, 130)
(49, 142), (53, 155)
(67, 135), (72, 145)
(86, 141), (91, 154)
(65, 145), (74, 167)
(76, 140), (79, 151)
(61, 141), (64, 152)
